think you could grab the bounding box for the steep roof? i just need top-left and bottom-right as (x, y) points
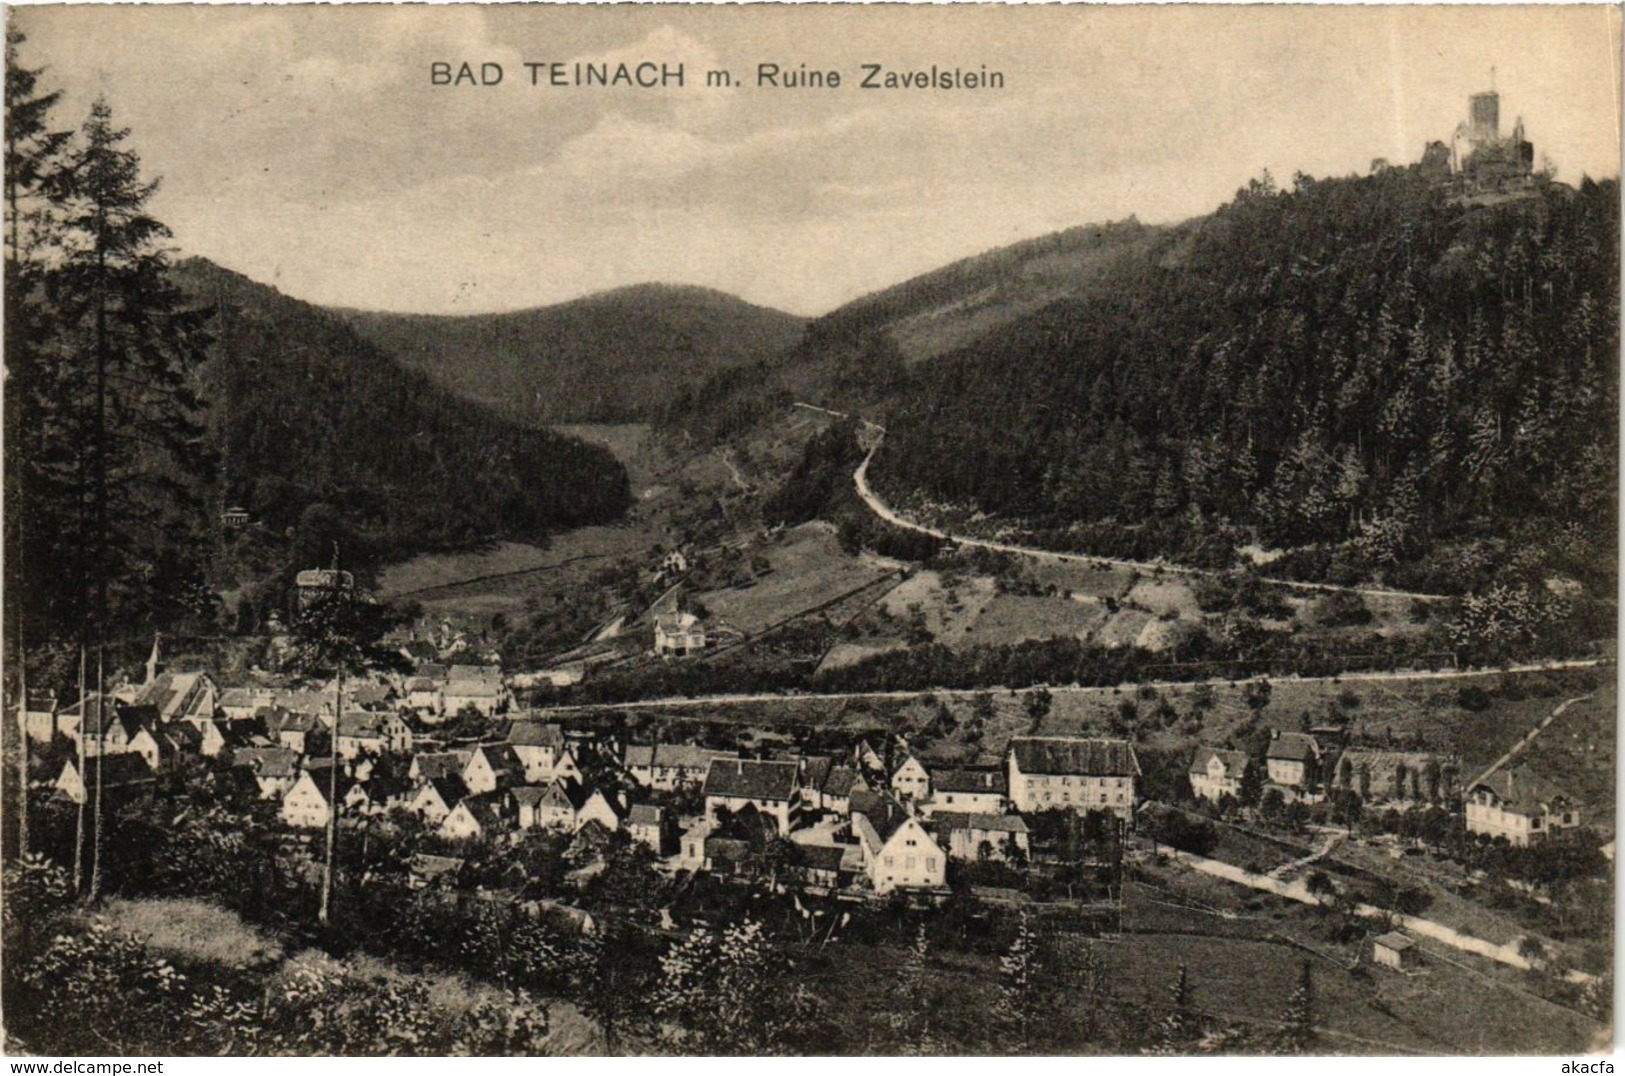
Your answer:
(1009, 737), (1140, 777)
(337, 711), (402, 737)
(936, 812), (1030, 835)
(1470, 765), (1576, 816)
(800, 756), (833, 791)
(849, 789), (889, 820)
(799, 844), (847, 873)
(68, 753), (156, 788)
(509, 785), (550, 808)
(1267, 732), (1320, 763)
(1190, 746), (1251, 775)
(470, 742), (522, 775)
(653, 744), (735, 770)
(422, 775), (470, 807)
(703, 758), (800, 801)
(932, 768), (1008, 795)
(453, 791), (509, 830)
(823, 765), (860, 797)
(415, 751), (473, 781)
(628, 804), (665, 825)
(232, 746), (301, 779)
(506, 719), (565, 748)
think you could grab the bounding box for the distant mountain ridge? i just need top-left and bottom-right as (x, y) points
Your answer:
(334, 283), (806, 426)
(171, 257), (631, 571)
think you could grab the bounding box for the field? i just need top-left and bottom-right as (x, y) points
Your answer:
(697, 523), (896, 637)
(1115, 867), (1607, 1054)
(378, 526), (655, 619)
(793, 866), (1607, 1055)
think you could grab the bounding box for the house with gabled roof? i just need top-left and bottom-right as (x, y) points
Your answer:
(891, 755), (932, 801)
(409, 776), (469, 826)
(462, 742), (524, 795)
(937, 812), (1030, 862)
(440, 791), (512, 842)
(852, 795), (946, 894)
(20, 694), (59, 744)
(1266, 732), (1321, 791)
(64, 696), (147, 758)
(819, 765), (862, 816)
(127, 724), (180, 773)
(1465, 764), (1581, 847)
(1189, 746), (1252, 803)
(55, 754), (157, 804)
(653, 611), (706, 657)
(505, 719), (577, 783)
(627, 804), (673, 855)
(131, 670), (218, 724)
(704, 758), (802, 836)
(280, 764), (352, 829)
(217, 687), (276, 722)
(624, 742), (737, 790)
(260, 706), (319, 754)
(403, 676), (444, 718)
(232, 746), (303, 799)
(410, 749), (474, 784)
(335, 710), (413, 759)
(1007, 736), (1140, 821)
(444, 664), (506, 717)
(925, 768), (1007, 816)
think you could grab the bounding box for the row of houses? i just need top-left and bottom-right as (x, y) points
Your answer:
(664, 735), (1145, 895)
(1188, 735), (1580, 847)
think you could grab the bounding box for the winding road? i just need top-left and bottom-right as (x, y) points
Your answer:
(852, 437), (1452, 602)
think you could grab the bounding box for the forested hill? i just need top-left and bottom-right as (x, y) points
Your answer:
(870, 172), (1619, 595)
(334, 284), (805, 426)
(173, 258), (631, 566)
(655, 220), (1164, 443)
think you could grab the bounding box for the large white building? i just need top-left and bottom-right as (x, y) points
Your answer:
(1006, 736), (1139, 821)
(1188, 746), (1251, 803)
(853, 797), (946, 893)
(1465, 765), (1581, 847)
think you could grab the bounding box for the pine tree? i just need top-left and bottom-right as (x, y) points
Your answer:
(997, 912), (1042, 1051)
(49, 97), (211, 653)
(284, 563), (402, 925)
(891, 923), (937, 1054)
(1279, 960), (1314, 1052)
(1160, 962), (1196, 1048)
(4, 29), (73, 862)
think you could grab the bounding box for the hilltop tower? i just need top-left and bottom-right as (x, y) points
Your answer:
(1445, 75), (1535, 196)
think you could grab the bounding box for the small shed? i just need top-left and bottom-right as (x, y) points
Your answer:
(1372, 931), (1418, 970)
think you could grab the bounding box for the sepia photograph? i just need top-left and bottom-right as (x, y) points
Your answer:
(1, 1), (1619, 1058)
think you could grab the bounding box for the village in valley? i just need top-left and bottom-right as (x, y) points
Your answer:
(4, 5), (1619, 1059)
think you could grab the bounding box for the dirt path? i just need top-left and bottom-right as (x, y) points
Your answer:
(1267, 830), (1346, 880)
(529, 658), (1607, 715)
(1164, 845), (1598, 986)
(1468, 693), (1596, 789)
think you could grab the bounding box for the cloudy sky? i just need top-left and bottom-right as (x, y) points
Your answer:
(12, 4), (1620, 316)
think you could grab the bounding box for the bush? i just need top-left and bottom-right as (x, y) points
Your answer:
(1457, 685), (1492, 712)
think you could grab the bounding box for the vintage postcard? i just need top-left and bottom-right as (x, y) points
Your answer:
(2, 2), (1618, 1058)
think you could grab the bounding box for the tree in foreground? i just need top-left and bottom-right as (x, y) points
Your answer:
(1279, 960), (1314, 1053)
(652, 918), (819, 1053)
(283, 566), (404, 925)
